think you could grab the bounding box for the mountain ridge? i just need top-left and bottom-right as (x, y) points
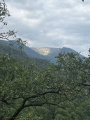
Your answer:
(30, 47), (84, 63)
(0, 40), (84, 64)
(0, 40), (50, 68)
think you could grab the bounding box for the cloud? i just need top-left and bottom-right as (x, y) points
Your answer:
(5, 0), (90, 56)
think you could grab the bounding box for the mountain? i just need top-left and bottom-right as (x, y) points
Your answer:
(31, 47), (84, 63)
(0, 40), (84, 64)
(0, 40), (50, 68)
(0, 40), (46, 59)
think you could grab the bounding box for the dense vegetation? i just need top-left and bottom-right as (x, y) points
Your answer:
(0, 43), (50, 69)
(0, 50), (90, 120)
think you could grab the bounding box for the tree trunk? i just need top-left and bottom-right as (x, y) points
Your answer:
(9, 106), (24, 120)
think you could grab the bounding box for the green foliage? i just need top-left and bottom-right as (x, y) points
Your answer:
(0, 0), (10, 23)
(16, 98), (90, 120)
(0, 43), (50, 69)
(0, 0), (16, 40)
(0, 51), (89, 120)
(54, 97), (90, 120)
(0, 54), (38, 119)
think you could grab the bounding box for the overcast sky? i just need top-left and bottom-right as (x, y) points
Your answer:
(4, 0), (90, 56)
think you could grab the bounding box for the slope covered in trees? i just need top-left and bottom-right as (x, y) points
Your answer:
(0, 42), (50, 69)
(0, 40), (84, 64)
(0, 50), (90, 120)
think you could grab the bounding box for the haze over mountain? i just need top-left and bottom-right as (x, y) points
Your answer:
(0, 40), (50, 68)
(0, 40), (84, 64)
(31, 47), (84, 63)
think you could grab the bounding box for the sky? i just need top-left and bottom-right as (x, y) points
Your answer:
(3, 0), (90, 56)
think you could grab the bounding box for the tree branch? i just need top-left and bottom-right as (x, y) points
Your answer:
(24, 90), (60, 102)
(0, 99), (10, 105)
(82, 83), (90, 86)
(24, 102), (59, 108)
(9, 99), (26, 120)
(8, 90), (60, 120)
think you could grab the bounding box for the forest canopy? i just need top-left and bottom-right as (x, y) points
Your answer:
(0, 51), (90, 120)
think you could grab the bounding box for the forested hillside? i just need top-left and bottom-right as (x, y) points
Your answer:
(0, 42), (50, 69)
(0, 40), (84, 64)
(0, 50), (90, 120)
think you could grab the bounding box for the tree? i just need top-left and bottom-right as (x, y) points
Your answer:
(0, 0), (26, 48)
(0, 51), (89, 120)
(54, 98), (90, 120)
(56, 51), (90, 87)
(0, 0), (16, 40)
(82, 49), (90, 87)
